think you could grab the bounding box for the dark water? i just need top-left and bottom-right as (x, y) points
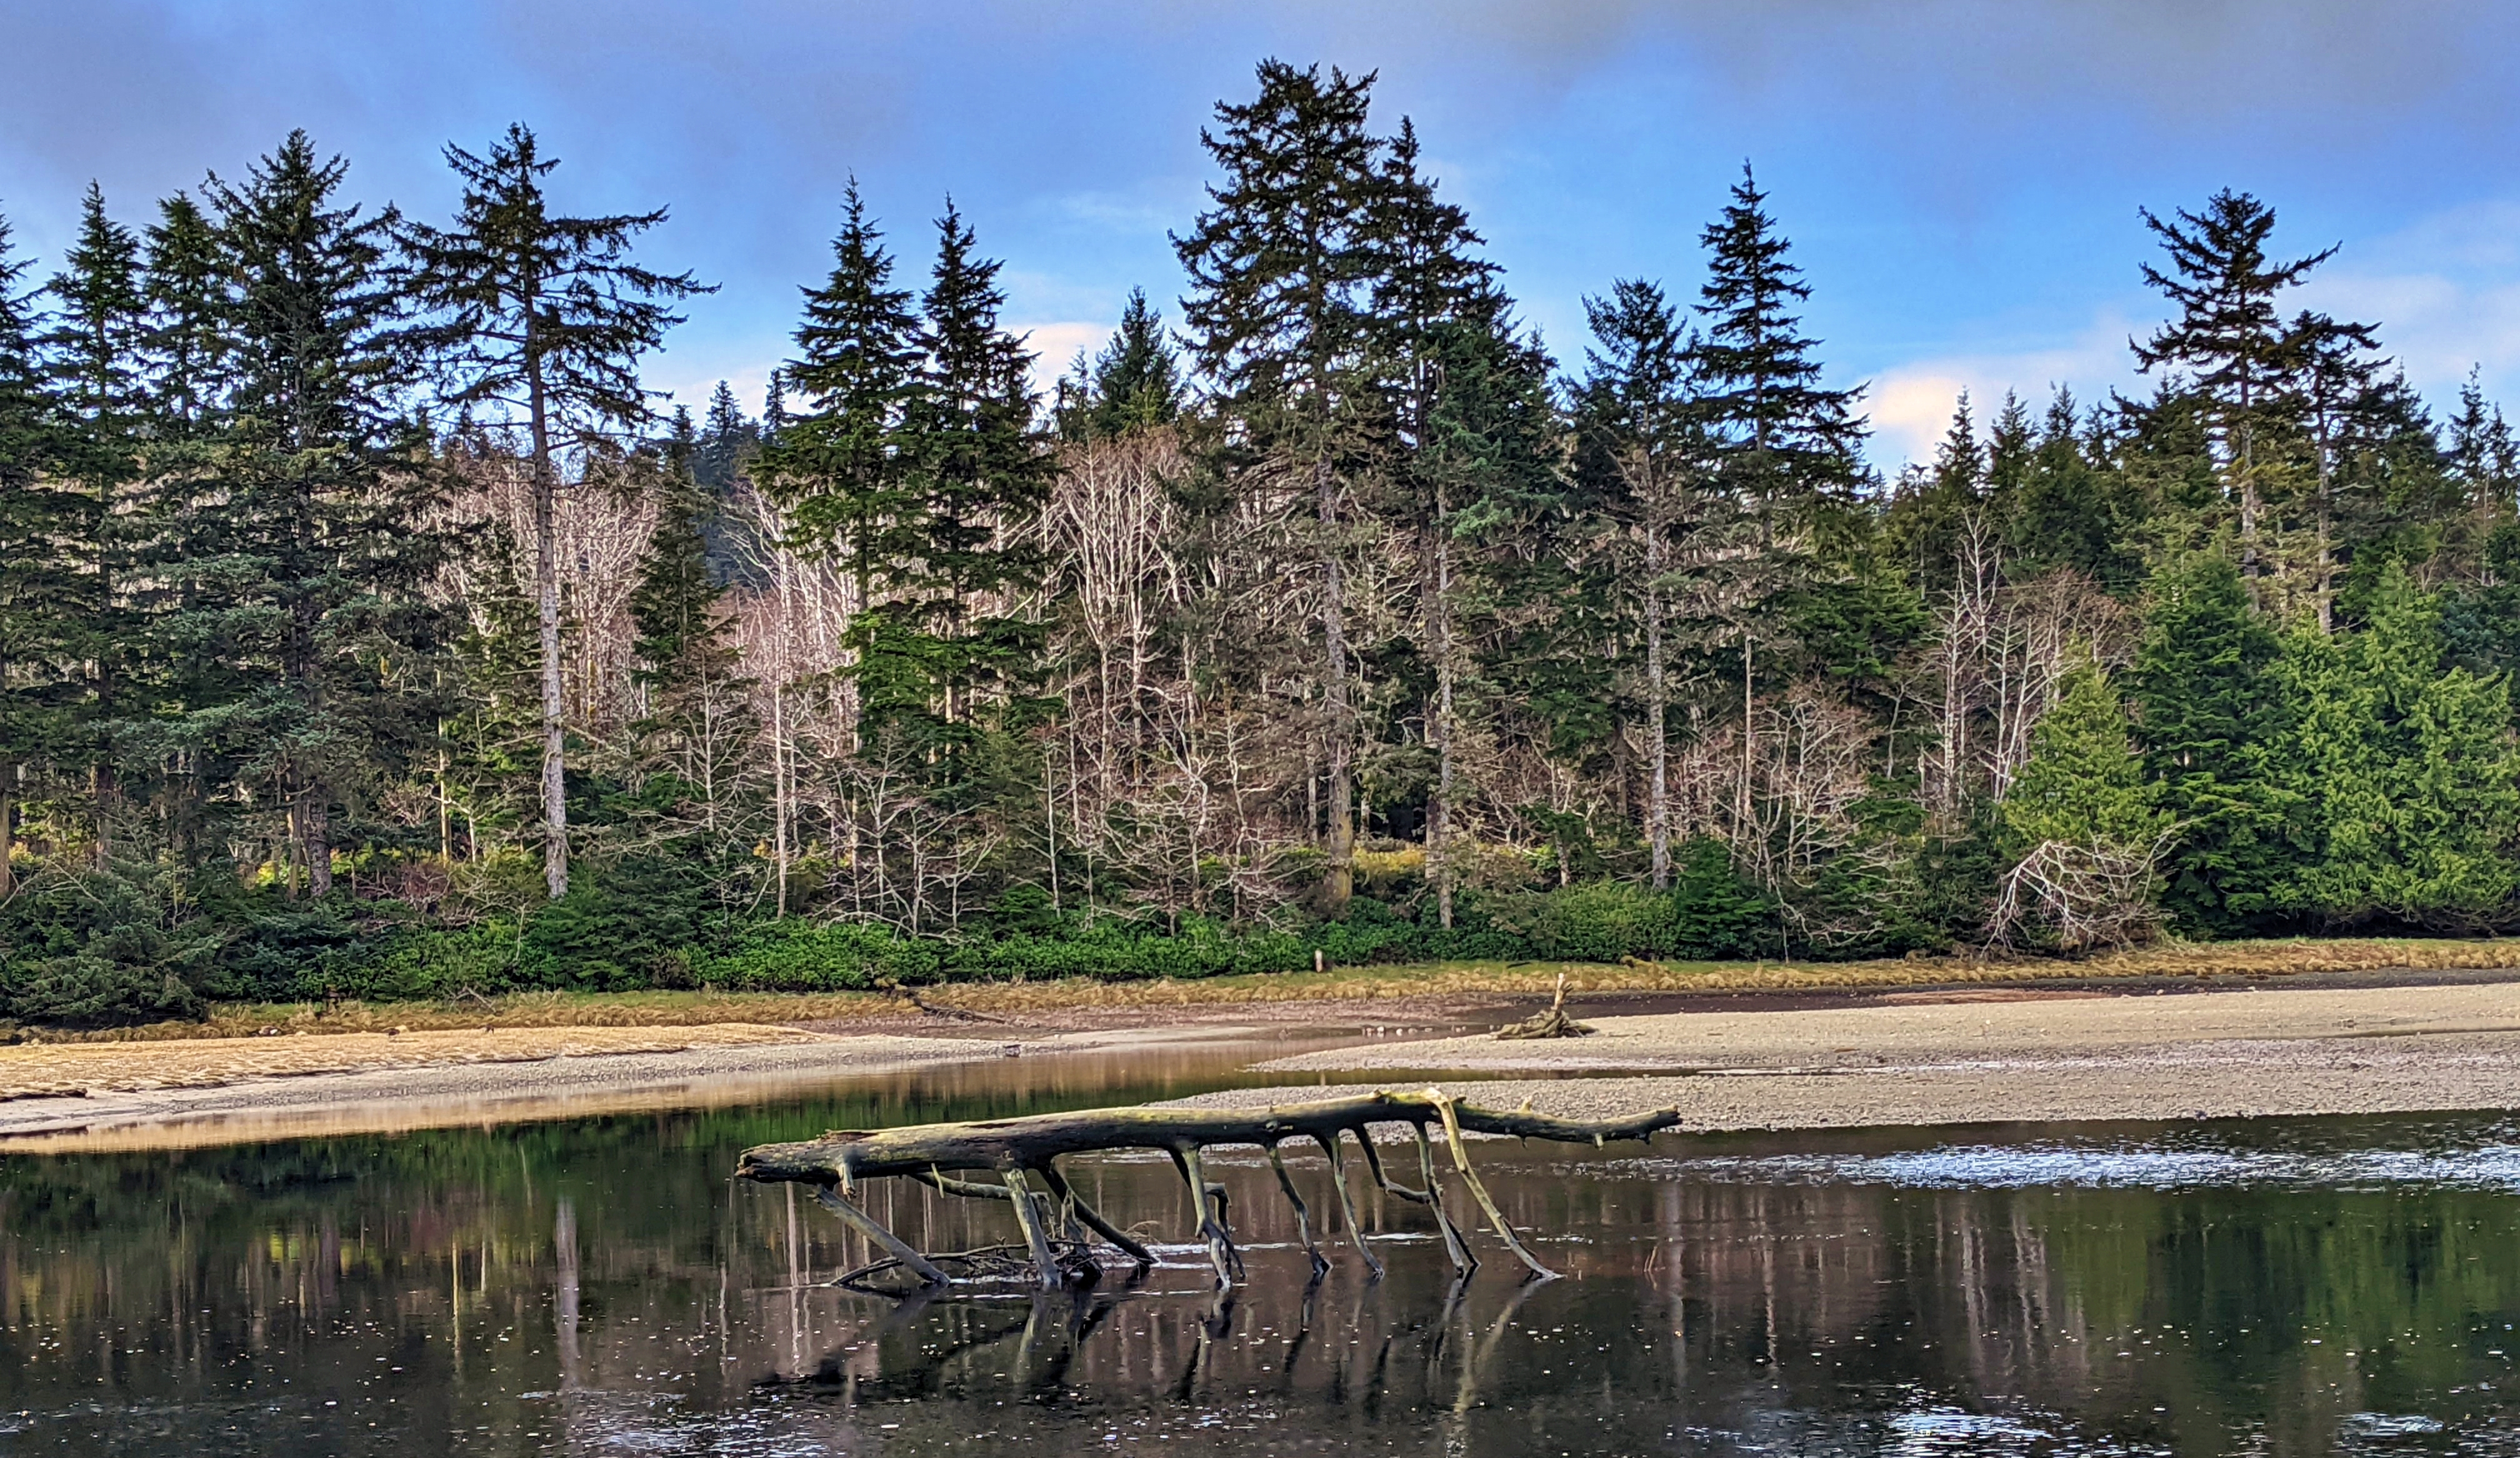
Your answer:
(5, 1046), (2520, 1457)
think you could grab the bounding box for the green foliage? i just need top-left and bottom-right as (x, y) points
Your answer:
(2001, 661), (2170, 861)
(2269, 567), (2520, 927)
(2133, 554), (2289, 933)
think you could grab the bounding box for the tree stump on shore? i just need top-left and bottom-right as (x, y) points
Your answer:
(1494, 974), (1595, 1039)
(736, 1089), (1682, 1294)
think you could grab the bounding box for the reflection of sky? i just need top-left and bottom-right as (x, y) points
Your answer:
(1611, 1139), (2520, 1191)
(6, 2), (2520, 471)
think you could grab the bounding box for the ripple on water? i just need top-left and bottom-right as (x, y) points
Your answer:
(1596, 1141), (2520, 1191)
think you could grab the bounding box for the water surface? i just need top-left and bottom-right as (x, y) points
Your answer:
(4, 1044), (2519, 1456)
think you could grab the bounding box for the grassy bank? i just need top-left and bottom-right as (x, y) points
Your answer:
(18, 936), (2520, 1044)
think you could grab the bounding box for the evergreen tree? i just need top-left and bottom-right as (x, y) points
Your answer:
(1687, 164), (1868, 837)
(2131, 189), (2335, 603)
(2131, 553), (2286, 933)
(1175, 59), (1396, 916)
(1690, 164), (1869, 531)
(0, 213), (66, 898)
(2014, 387), (2148, 589)
(1885, 391), (1987, 589)
(629, 446), (758, 851)
(1578, 277), (1731, 886)
(885, 200), (1051, 747)
(139, 192), (228, 433)
(41, 184), (150, 861)
(1369, 116), (1504, 920)
(1413, 287), (1553, 921)
(2001, 663), (2166, 854)
(1057, 287), (1182, 441)
(184, 130), (446, 898)
(398, 122), (712, 900)
(2448, 369), (2519, 517)
(2272, 566), (2520, 925)
(759, 179), (924, 608)
(1995, 661), (2171, 945)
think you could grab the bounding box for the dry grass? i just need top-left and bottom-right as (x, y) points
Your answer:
(12, 936), (2518, 1046)
(18, 989), (902, 1045)
(918, 936), (2520, 1014)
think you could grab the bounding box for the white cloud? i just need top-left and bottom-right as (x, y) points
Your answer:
(1013, 320), (1113, 395)
(1866, 313), (2138, 468)
(2302, 201), (2520, 397)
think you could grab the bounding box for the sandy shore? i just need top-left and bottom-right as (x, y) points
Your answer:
(1176, 980), (2520, 1131)
(0, 1024), (1196, 1151)
(11, 976), (2520, 1152)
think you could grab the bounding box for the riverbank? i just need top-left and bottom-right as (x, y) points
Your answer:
(0, 1022), (1282, 1152)
(21, 934), (2520, 1042)
(1178, 977), (2520, 1132)
(11, 943), (2520, 1152)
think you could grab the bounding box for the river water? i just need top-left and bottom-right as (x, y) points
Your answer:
(4, 1037), (2519, 1456)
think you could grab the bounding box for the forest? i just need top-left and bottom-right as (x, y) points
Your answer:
(6, 61), (2520, 1026)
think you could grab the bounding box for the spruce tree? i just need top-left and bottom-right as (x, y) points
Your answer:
(41, 184), (150, 860)
(2274, 566), (2520, 924)
(0, 214), (66, 898)
(1578, 277), (1722, 887)
(1886, 391), (1986, 589)
(1690, 164), (1868, 531)
(2000, 662), (2167, 858)
(398, 122), (711, 900)
(2012, 387), (2146, 589)
(890, 201), (1051, 747)
(2131, 190), (2334, 604)
(630, 445), (757, 850)
(2131, 553), (2286, 932)
(193, 132), (446, 898)
(1175, 59), (1394, 916)
(2448, 369), (2518, 516)
(1371, 116), (1503, 922)
(1059, 287), (1182, 441)
(139, 193), (228, 434)
(1688, 165), (1868, 845)
(758, 179), (924, 610)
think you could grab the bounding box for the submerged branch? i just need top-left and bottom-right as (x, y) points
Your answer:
(738, 1090), (1684, 1295)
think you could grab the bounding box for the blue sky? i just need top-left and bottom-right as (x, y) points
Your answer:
(7, 1), (2519, 467)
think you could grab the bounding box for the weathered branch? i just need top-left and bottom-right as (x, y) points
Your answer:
(737, 1090), (1684, 1294)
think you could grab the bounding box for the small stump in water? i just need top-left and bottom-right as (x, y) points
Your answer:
(736, 1089), (1681, 1294)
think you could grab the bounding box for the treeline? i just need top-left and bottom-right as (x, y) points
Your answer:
(6, 62), (2520, 1026)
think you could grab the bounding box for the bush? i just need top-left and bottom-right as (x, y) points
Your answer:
(1, 872), (214, 1027)
(698, 920), (940, 991)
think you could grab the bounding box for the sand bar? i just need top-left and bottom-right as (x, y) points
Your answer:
(0, 1024), (1209, 1151)
(1193, 979), (2520, 1131)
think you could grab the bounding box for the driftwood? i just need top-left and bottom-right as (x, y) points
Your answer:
(1494, 973), (1595, 1040)
(737, 1089), (1683, 1294)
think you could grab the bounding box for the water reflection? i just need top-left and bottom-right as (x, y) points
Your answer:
(4, 1074), (2520, 1455)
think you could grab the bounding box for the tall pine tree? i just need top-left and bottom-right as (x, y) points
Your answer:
(398, 122), (711, 899)
(1175, 59), (1394, 916)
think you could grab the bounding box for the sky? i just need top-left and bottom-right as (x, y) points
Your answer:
(6, 0), (2519, 469)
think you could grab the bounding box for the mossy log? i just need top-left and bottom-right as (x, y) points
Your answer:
(736, 1089), (1683, 1294)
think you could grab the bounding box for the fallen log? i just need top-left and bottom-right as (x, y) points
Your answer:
(737, 1089), (1684, 1294)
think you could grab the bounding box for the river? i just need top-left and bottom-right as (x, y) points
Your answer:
(4, 1035), (2518, 1455)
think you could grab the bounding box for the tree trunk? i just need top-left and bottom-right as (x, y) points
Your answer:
(1429, 506), (1456, 927)
(1645, 530), (1671, 890)
(772, 680), (791, 917)
(1318, 454), (1353, 916)
(530, 372), (569, 901)
(1738, 637), (1755, 851)
(305, 791), (332, 898)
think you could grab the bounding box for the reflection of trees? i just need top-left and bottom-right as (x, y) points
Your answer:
(8, 1116), (2520, 1452)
